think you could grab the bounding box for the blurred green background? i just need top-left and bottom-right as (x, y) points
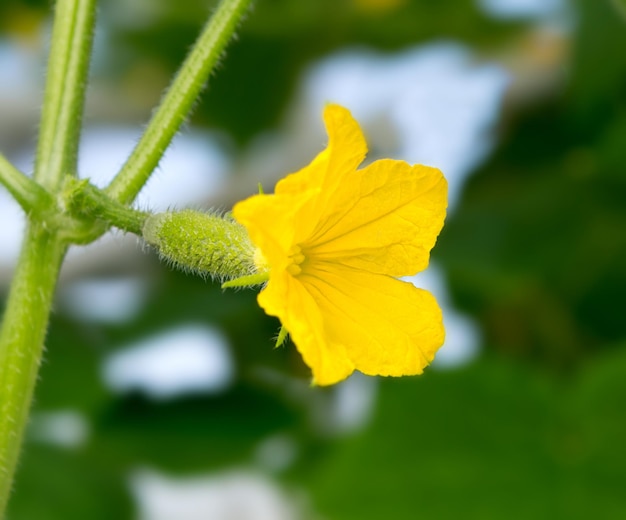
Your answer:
(1, 0), (626, 518)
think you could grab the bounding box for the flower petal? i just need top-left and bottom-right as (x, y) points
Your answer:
(235, 105), (371, 255)
(298, 264), (444, 385)
(275, 104), (367, 198)
(257, 271), (355, 384)
(232, 190), (315, 271)
(307, 159), (447, 277)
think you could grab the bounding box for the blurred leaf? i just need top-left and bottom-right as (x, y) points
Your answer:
(608, 0), (626, 21)
(87, 383), (300, 474)
(32, 315), (112, 413)
(24, 266), (308, 475)
(437, 0), (626, 367)
(307, 352), (626, 519)
(569, 0), (626, 124)
(8, 444), (133, 520)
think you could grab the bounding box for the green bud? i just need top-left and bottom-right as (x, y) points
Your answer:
(143, 209), (257, 281)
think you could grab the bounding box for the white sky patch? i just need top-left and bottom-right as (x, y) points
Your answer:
(302, 42), (510, 212)
(331, 372), (377, 434)
(28, 410), (90, 449)
(0, 189), (25, 272)
(0, 42), (31, 271)
(103, 325), (234, 399)
(406, 264), (480, 368)
(77, 126), (230, 211)
(0, 40), (41, 111)
(0, 41), (30, 90)
(254, 434), (298, 473)
(300, 373), (378, 437)
(130, 468), (303, 520)
(58, 276), (149, 324)
(478, 0), (567, 20)
(435, 311), (481, 368)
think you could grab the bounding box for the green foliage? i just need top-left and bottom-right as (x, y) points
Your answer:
(9, 445), (133, 520)
(438, 0), (626, 368)
(612, 0), (626, 20)
(307, 350), (626, 519)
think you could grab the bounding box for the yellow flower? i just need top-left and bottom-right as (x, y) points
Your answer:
(233, 104), (448, 386)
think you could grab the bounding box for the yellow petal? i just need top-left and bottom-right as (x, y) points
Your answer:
(275, 104), (367, 198)
(298, 264), (444, 384)
(257, 270), (355, 384)
(232, 191), (312, 271)
(307, 159), (447, 277)
(234, 105), (376, 263)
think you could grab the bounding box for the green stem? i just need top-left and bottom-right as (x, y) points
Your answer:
(0, 1), (97, 511)
(105, 0), (254, 204)
(65, 178), (149, 235)
(0, 154), (53, 213)
(34, 0), (97, 191)
(0, 225), (66, 515)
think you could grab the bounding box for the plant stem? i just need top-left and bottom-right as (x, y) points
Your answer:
(0, 0), (97, 512)
(65, 178), (149, 235)
(105, 0), (254, 205)
(0, 225), (66, 515)
(34, 0), (97, 192)
(0, 154), (53, 213)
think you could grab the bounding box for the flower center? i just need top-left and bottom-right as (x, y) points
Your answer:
(286, 245), (305, 276)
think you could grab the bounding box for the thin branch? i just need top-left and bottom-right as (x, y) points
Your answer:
(34, 0), (97, 192)
(65, 178), (149, 235)
(105, 0), (254, 204)
(0, 153), (52, 213)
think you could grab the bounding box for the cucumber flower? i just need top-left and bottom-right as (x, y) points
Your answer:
(233, 104), (448, 385)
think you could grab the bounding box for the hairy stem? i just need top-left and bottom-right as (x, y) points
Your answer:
(0, 154), (52, 213)
(0, 225), (66, 515)
(0, 0), (97, 512)
(34, 0), (97, 191)
(65, 178), (149, 235)
(105, 0), (254, 204)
